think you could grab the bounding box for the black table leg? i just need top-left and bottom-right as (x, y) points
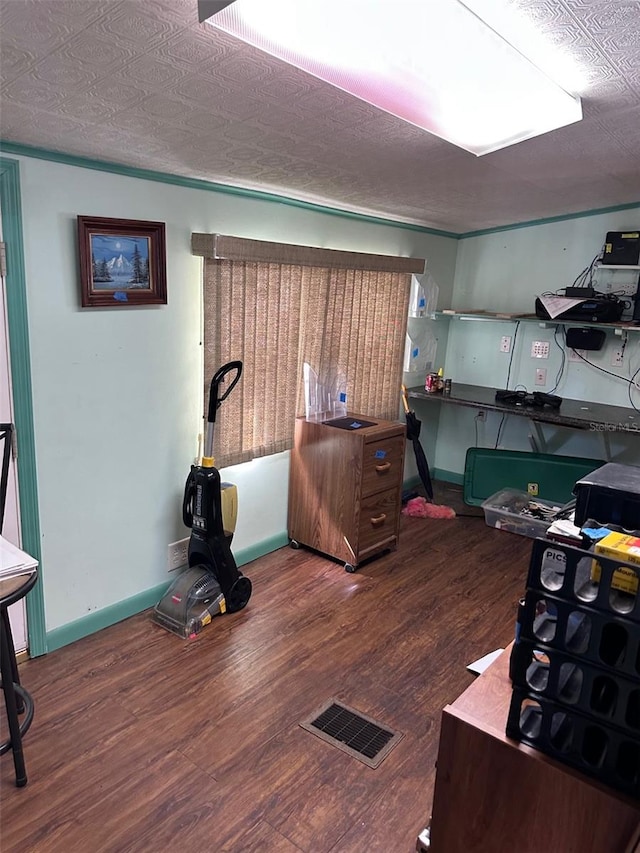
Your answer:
(0, 612), (27, 786)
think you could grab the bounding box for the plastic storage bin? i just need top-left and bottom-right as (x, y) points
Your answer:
(507, 537), (640, 798)
(481, 489), (560, 539)
(526, 538), (640, 624)
(464, 449), (602, 507)
(507, 685), (640, 798)
(574, 462), (640, 528)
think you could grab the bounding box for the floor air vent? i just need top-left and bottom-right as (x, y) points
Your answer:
(300, 700), (403, 768)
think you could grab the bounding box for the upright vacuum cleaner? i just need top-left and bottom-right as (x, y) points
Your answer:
(152, 361), (252, 638)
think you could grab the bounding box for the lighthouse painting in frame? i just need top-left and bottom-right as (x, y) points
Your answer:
(77, 215), (167, 308)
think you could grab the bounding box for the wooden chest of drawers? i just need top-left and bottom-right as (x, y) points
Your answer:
(287, 414), (406, 571)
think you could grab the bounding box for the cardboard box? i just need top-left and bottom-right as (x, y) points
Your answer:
(592, 532), (640, 594)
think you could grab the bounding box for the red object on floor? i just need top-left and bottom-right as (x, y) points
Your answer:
(401, 496), (456, 519)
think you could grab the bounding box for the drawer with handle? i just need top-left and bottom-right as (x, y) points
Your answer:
(358, 487), (401, 553)
(361, 435), (405, 496)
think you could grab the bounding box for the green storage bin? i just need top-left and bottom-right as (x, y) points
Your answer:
(463, 449), (603, 507)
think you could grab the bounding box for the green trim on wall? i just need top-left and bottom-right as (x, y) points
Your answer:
(402, 475), (422, 492)
(0, 140), (459, 240)
(404, 470), (464, 489)
(0, 157), (47, 656)
(2, 139), (638, 242)
(459, 200), (640, 240)
(234, 531), (290, 567)
(46, 580), (173, 653)
(45, 532), (290, 653)
(432, 468), (464, 486)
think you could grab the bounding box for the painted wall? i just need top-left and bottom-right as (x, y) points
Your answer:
(10, 153), (458, 635)
(434, 206), (640, 477)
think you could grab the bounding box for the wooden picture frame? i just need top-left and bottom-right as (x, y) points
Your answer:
(77, 216), (167, 308)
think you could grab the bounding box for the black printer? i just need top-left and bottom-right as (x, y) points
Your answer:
(535, 295), (625, 323)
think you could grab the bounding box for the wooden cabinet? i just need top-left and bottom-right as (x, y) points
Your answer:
(424, 647), (640, 853)
(287, 414), (406, 571)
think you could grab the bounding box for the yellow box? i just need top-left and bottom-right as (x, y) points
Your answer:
(592, 532), (640, 594)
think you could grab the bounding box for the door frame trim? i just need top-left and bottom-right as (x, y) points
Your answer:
(0, 156), (47, 656)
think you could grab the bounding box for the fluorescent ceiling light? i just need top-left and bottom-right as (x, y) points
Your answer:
(201, 0), (583, 156)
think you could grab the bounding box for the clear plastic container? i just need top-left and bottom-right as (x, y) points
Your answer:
(403, 323), (437, 375)
(409, 271), (439, 318)
(481, 489), (561, 538)
(303, 362), (347, 418)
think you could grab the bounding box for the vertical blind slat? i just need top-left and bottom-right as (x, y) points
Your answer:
(203, 258), (411, 467)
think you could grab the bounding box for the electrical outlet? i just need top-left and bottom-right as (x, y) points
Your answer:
(167, 537), (189, 572)
(611, 349), (624, 366)
(535, 367), (547, 386)
(500, 335), (512, 353)
(531, 341), (550, 359)
(568, 348), (586, 362)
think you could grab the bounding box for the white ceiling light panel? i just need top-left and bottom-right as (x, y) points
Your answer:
(202, 0), (583, 156)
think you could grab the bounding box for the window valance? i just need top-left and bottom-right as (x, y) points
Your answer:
(191, 233), (425, 275)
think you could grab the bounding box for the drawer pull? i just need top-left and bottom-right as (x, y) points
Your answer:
(370, 513), (387, 527)
(375, 462), (392, 473)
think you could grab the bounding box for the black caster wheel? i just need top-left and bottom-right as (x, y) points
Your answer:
(344, 563), (357, 573)
(226, 575), (252, 612)
(290, 539), (300, 549)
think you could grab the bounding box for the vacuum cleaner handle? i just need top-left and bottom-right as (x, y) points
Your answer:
(207, 361), (243, 424)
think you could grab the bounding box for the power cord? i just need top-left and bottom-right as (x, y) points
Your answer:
(570, 344), (640, 414)
(570, 347), (630, 382)
(568, 250), (603, 291)
(550, 325), (566, 394)
(495, 320), (521, 449)
(620, 330), (629, 362)
(629, 362), (640, 414)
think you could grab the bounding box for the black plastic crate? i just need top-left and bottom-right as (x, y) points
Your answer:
(510, 638), (640, 738)
(518, 590), (640, 682)
(527, 538), (640, 623)
(507, 686), (640, 799)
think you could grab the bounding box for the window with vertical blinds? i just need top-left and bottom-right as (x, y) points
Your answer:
(192, 234), (424, 468)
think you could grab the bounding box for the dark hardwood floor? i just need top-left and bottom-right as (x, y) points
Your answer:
(1, 487), (532, 852)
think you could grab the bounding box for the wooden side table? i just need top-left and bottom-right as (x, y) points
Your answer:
(422, 647), (640, 852)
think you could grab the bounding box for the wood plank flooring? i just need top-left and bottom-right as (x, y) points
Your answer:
(1, 486), (532, 852)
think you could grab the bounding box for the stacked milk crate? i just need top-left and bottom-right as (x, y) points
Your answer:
(506, 535), (640, 798)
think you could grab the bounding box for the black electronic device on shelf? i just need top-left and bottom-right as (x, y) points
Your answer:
(602, 230), (640, 266)
(565, 327), (606, 351)
(535, 295), (625, 324)
(495, 389), (562, 409)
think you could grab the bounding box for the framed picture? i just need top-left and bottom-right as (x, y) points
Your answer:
(77, 216), (167, 308)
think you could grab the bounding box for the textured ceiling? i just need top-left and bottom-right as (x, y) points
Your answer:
(0, 0), (639, 233)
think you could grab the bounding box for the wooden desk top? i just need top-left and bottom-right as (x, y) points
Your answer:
(447, 643), (515, 737)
